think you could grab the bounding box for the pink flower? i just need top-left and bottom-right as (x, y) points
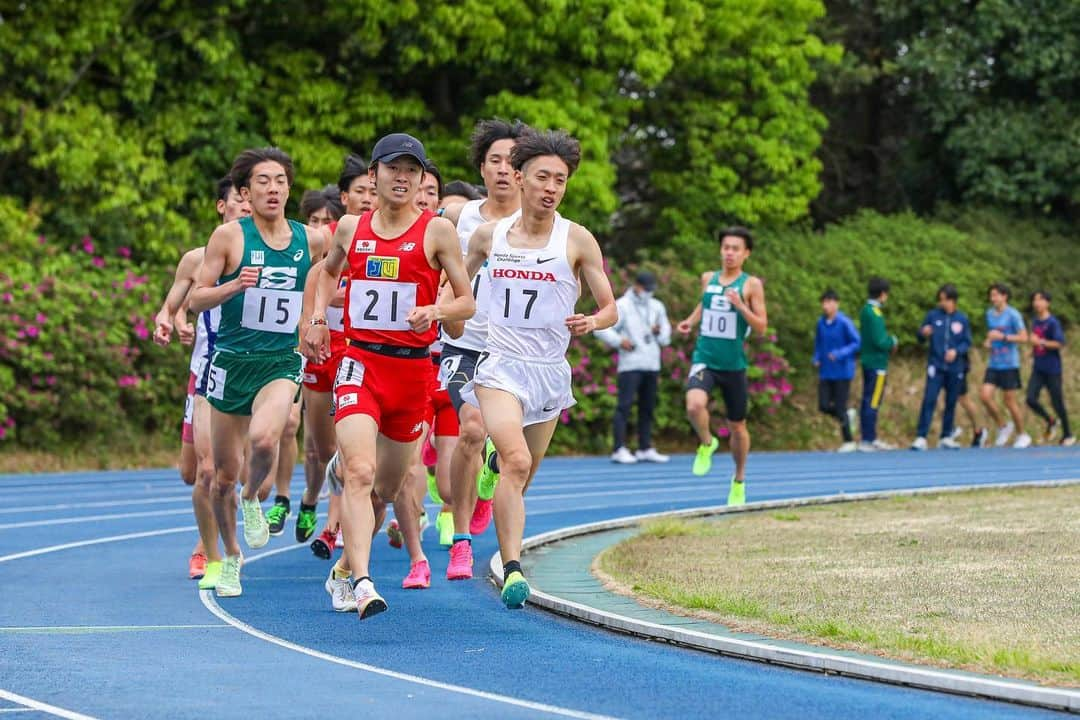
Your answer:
(35, 313), (46, 324)
(134, 325), (149, 340)
(46, 375), (57, 386)
(0, 427), (6, 440)
(92, 256), (105, 268)
(24, 325), (39, 338)
(560, 409), (571, 425)
(3, 417), (13, 427)
(718, 426), (731, 437)
(117, 375), (140, 388)
(37, 235), (46, 245)
(82, 236), (95, 254)
(1, 293), (11, 303)
(42, 352), (53, 360)
(117, 246), (132, 258)
(606, 384), (617, 394)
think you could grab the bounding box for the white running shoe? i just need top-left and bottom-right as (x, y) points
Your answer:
(910, 437), (928, 451)
(335, 529), (344, 548)
(241, 498), (269, 549)
(949, 425), (964, 441)
(611, 447), (638, 464)
(837, 441), (857, 453)
(1063, 436), (1076, 447)
(352, 578), (388, 620)
(635, 447), (670, 463)
(939, 437), (961, 450)
(325, 569), (357, 612)
(857, 442), (877, 452)
(872, 439), (897, 451)
(325, 451), (343, 495)
(846, 408), (858, 438)
(994, 422), (1015, 447)
(1013, 433), (1032, 449)
(215, 554), (242, 598)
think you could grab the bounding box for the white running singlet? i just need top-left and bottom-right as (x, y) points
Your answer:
(485, 212), (577, 360)
(189, 306), (221, 376)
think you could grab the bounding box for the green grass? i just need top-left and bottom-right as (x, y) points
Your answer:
(597, 486), (1080, 686)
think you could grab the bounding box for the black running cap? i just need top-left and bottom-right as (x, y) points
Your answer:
(370, 133), (427, 167)
(635, 271), (657, 291)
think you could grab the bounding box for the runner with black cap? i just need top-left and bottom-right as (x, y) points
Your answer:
(305, 133), (475, 618)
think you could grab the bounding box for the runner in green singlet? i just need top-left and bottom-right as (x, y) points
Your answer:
(189, 147), (325, 598)
(677, 227), (768, 506)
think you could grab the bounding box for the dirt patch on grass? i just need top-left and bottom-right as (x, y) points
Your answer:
(596, 486), (1080, 686)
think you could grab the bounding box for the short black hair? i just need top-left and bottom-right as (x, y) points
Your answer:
(469, 119), (534, 171)
(868, 277), (890, 299)
(988, 282), (1010, 299)
(1031, 289), (1051, 303)
(424, 161), (444, 198)
(337, 154), (368, 193)
(820, 288), (839, 302)
(717, 226), (753, 251)
(230, 147), (294, 190)
(937, 283), (959, 301)
(510, 130), (581, 176)
(216, 175), (235, 203)
(299, 185), (345, 223)
(442, 180), (483, 201)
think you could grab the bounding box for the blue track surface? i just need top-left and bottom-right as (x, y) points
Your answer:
(0, 448), (1076, 719)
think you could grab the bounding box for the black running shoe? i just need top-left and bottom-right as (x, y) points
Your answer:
(266, 496), (290, 536)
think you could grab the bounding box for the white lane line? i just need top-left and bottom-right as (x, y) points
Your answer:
(0, 709), (35, 713)
(200, 546), (620, 720)
(0, 525), (197, 563)
(0, 495), (193, 515)
(0, 690), (97, 720)
(0, 624), (229, 634)
(0, 508), (195, 531)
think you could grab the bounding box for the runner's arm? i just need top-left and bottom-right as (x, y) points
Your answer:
(421, 217), (475, 326)
(734, 276), (768, 336)
(442, 222), (494, 338)
(676, 272), (710, 334)
(304, 217), (354, 362)
(153, 248), (203, 345)
(567, 226), (617, 335)
(188, 224), (252, 313)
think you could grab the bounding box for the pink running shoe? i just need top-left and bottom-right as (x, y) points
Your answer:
(421, 428), (438, 467)
(469, 498), (494, 536)
(402, 559), (431, 589)
(446, 540), (474, 580)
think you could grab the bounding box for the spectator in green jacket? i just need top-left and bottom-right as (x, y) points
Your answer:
(858, 277), (899, 451)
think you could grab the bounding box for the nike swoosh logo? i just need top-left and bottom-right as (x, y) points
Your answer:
(537, 257), (556, 264)
(542, 406), (557, 412)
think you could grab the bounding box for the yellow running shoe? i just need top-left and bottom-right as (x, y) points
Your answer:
(692, 436), (720, 476)
(727, 476), (746, 506)
(501, 570), (531, 609)
(197, 560), (222, 591)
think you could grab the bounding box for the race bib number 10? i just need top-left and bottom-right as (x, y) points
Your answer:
(242, 288), (303, 333)
(700, 309), (736, 339)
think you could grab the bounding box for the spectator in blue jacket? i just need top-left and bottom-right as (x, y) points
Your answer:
(911, 284), (971, 450)
(813, 289), (861, 451)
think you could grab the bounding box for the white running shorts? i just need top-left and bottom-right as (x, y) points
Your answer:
(460, 351), (575, 427)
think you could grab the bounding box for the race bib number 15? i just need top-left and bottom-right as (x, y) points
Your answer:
(242, 289), (303, 334)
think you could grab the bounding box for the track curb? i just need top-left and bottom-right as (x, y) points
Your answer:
(490, 479), (1080, 713)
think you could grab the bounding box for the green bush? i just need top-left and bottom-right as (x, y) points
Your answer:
(0, 225), (188, 448)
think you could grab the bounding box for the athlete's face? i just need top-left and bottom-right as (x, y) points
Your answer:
(439, 193), (469, 210)
(415, 174), (440, 212)
(1032, 293), (1049, 315)
(342, 174), (378, 215)
(821, 298), (838, 319)
(481, 139), (515, 200)
(372, 158), (423, 209)
(937, 294), (957, 314)
(307, 206), (335, 229)
(241, 161), (290, 220)
(989, 288), (1007, 309)
(216, 187), (252, 223)
(517, 155), (568, 216)
(720, 236), (749, 270)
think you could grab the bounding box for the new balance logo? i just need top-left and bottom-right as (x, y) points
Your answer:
(400, 242), (416, 252)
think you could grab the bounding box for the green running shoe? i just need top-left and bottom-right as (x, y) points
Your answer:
(727, 476), (746, 506)
(477, 438), (499, 501)
(198, 560), (222, 591)
(692, 436), (720, 476)
(266, 499), (290, 537)
(241, 498), (269, 549)
(295, 505), (317, 543)
(426, 468), (443, 505)
(436, 510), (453, 548)
(501, 570), (530, 609)
(215, 555), (242, 597)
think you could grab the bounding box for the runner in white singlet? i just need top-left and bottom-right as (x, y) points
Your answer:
(456, 130), (618, 608)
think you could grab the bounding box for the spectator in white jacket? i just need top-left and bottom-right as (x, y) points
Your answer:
(594, 271), (672, 463)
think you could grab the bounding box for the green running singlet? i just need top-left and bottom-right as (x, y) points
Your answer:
(691, 270), (750, 371)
